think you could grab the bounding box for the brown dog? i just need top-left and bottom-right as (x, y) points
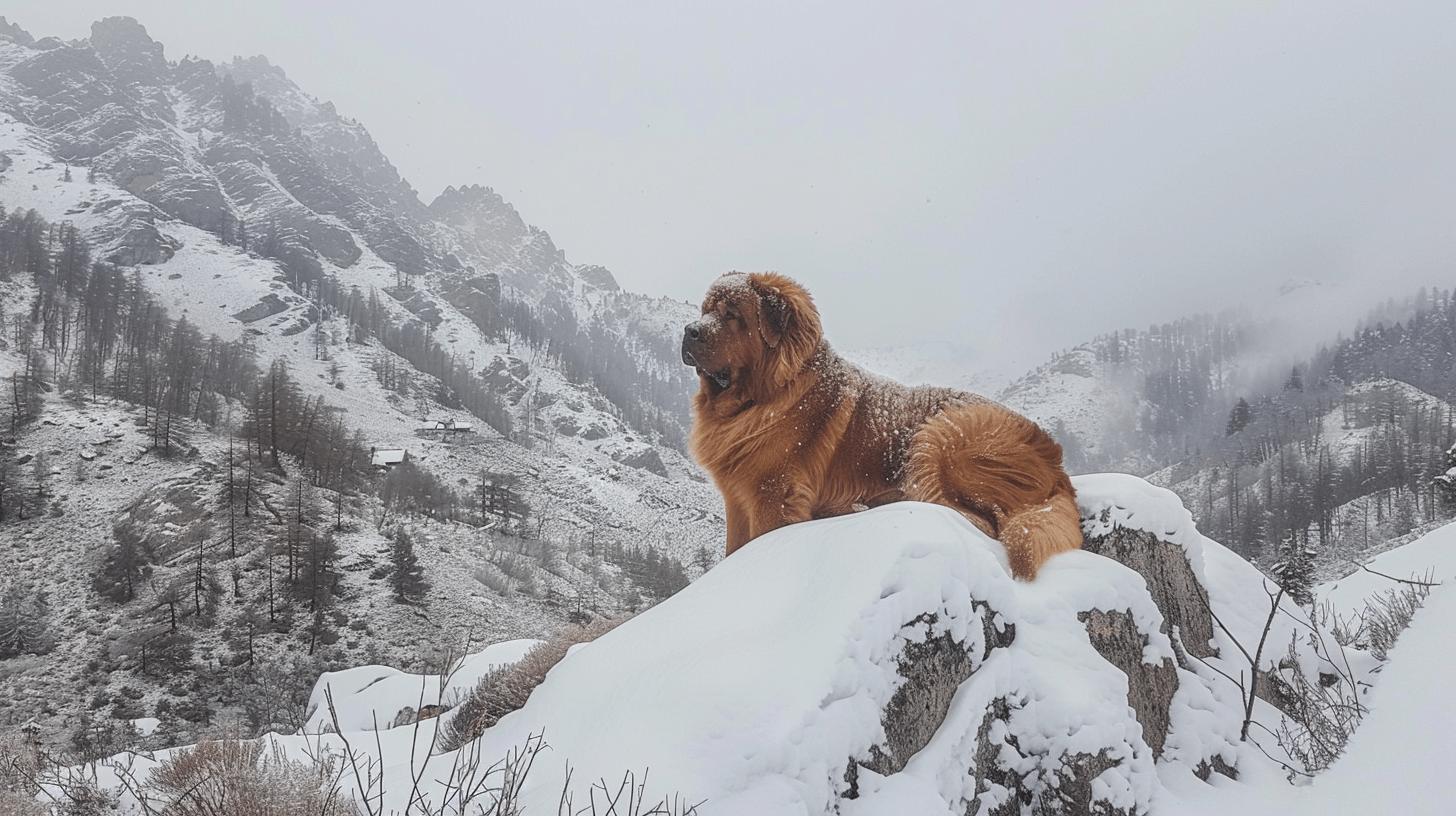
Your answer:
(682, 272), (1081, 579)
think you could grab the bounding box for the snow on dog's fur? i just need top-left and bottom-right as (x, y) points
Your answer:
(682, 271), (1081, 579)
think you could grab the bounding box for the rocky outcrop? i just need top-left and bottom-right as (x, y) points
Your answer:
(443, 476), (1354, 816)
(1080, 609), (1179, 757)
(1083, 522), (1216, 660)
(575, 263), (620, 291)
(0, 16), (34, 47)
(612, 445), (667, 477)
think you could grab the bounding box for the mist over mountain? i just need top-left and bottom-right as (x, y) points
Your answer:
(0, 13), (1452, 816)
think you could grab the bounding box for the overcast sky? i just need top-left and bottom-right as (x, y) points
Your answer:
(9, 1), (1456, 369)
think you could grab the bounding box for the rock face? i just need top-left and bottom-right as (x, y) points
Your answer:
(1083, 524), (1216, 660)
(613, 445), (668, 477)
(0, 15), (698, 448)
(1079, 609), (1180, 758)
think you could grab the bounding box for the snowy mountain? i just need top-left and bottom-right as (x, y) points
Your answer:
(0, 13), (1448, 814)
(0, 14), (719, 749)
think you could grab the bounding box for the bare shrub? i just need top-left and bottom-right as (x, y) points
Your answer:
(439, 615), (630, 752)
(1362, 579), (1432, 660)
(1271, 630), (1364, 774)
(473, 564), (514, 596)
(146, 739), (356, 816)
(233, 658), (318, 735)
(1, 730), (116, 816)
(1273, 571), (1433, 775)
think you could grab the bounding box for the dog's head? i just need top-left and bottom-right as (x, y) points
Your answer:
(682, 272), (822, 403)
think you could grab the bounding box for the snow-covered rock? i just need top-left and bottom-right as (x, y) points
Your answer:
(300, 638), (541, 734)
(85, 475), (1360, 816)
(421, 475), (1345, 815)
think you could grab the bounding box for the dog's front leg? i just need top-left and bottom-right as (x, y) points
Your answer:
(725, 501), (751, 556)
(746, 472), (814, 543)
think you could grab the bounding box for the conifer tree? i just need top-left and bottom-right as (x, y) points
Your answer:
(388, 528), (429, 603)
(1226, 398), (1252, 436)
(1272, 529), (1317, 606)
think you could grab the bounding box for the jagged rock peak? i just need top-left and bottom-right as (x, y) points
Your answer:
(89, 16), (167, 85)
(429, 184), (521, 221)
(230, 54), (288, 80)
(0, 16), (35, 46)
(575, 263), (620, 291)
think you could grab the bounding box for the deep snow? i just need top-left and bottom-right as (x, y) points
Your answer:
(83, 474), (1405, 816)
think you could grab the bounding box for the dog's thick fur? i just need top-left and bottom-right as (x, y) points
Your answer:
(683, 272), (1082, 579)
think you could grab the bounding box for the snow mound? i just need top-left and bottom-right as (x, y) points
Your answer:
(301, 638), (540, 734)
(1076, 473), (1207, 579)
(92, 475), (1357, 816)
(447, 476), (1340, 814)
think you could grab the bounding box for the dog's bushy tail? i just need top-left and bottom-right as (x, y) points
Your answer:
(905, 402), (1081, 578)
(997, 493), (1083, 579)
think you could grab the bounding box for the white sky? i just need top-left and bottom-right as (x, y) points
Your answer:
(7, 1), (1456, 368)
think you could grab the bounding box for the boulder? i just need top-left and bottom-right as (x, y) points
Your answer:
(612, 445), (667, 477)
(440, 475), (1351, 816)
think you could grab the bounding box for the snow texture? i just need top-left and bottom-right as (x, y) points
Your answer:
(87, 475), (1372, 816)
(301, 638), (541, 734)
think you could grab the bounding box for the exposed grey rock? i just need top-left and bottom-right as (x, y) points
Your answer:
(232, 293), (291, 324)
(1080, 609), (1179, 757)
(865, 629), (976, 776)
(552, 414), (581, 437)
(90, 17), (168, 92)
(1194, 754), (1238, 781)
(0, 16), (35, 47)
(967, 697), (1021, 816)
(1082, 519), (1216, 660)
(575, 263), (620, 291)
(614, 446), (667, 477)
(1035, 751), (1131, 816)
(870, 608), (1015, 776)
(581, 422), (611, 441)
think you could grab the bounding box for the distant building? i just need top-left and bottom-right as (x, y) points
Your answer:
(370, 447), (408, 469)
(419, 419), (474, 434)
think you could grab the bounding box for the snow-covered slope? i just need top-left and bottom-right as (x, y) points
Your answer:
(0, 14), (723, 748)
(1295, 583), (1453, 815)
(87, 475), (1362, 816)
(1319, 517), (1456, 616)
(1171, 579), (1453, 816)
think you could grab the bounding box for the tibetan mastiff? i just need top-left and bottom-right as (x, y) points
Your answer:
(682, 272), (1081, 579)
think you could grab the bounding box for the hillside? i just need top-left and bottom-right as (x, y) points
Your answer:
(996, 286), (1456, 574)
(0, 15), (721, 751)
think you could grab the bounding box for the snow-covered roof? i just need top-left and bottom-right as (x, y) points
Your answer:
(370, 448), (407, 466)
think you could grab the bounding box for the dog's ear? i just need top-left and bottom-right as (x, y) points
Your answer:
(749, 273), (822, 387)
(756, 285), (788, 349)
